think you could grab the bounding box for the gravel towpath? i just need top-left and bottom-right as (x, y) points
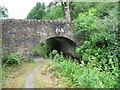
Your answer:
(24, 57), (44, 88)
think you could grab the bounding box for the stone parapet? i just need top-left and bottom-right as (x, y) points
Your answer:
(1, 19), (75, 24)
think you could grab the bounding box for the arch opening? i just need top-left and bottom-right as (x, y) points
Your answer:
(32, 36), (76, 58)
(46, 37), (76, 56)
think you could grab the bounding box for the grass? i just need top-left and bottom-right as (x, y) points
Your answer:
(34, 59), (73, 88)
(2, 61), (39, 88)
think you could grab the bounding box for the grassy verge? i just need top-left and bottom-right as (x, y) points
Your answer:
(2, 61), (39, 88)
(48, 59), (119, 88)
(45, 50), (119, 88)
(34, 60), (73, 88)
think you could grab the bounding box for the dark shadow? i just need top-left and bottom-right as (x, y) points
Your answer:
(46, 36), (76, 57)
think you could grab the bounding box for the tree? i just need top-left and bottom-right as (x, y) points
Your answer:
(43, 5), (65, 20)
(26, 2), (45, 19)
(43, 2), (65, 20)
(0, 6), (8, 18)
(70, 2), (118, 20)
(64, 0), (71, 22)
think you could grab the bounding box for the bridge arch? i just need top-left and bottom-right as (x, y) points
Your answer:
(1, 19), (77, 59)
(32, 36), (76, 58)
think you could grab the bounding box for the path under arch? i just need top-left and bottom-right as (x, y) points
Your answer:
(24, 57), (44, 88)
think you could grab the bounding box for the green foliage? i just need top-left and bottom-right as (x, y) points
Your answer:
(2, 54), (21, 66)
(32, 41), (49, 58)
(26, 2), (65, 20)
(51, 50), (58, 55)
(26, 2), (45, 19)
(0, 6), (8, 18)
(49, 52), (119, 88)
(70, 2), (96, 20)
(26, 2), (118, 21)
(49, 50), (58, 59)
(74, 8), (98, 41)
(43, 6), (65, 20)
(73, 3), (119, 88)
(49, 50), (64, 62)
(93, 2), (118, 17)
(49, 50), (67, 64)
(75, 6), (119, 62)
(70, 2), (118, 20)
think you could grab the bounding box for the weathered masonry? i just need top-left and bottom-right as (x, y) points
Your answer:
(0, 19), (77, 59)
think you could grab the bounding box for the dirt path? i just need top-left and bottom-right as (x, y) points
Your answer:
(24, 57), (44, 88)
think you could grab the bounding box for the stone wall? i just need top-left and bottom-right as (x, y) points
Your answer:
(0, 20), (2, 62)
(0, 20), (2, 88)
(2, 19), (76, 59)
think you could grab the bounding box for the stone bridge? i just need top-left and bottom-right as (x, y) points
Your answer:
(0, 19), (78, 59)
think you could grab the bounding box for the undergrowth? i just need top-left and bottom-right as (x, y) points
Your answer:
(2, 53), (35, 67)
(48, 50), (119, 88)
(2, 54), (23, 67)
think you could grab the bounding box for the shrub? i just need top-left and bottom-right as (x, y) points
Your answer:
(75, 7), (119, 71)
(2, 54), (21, 66)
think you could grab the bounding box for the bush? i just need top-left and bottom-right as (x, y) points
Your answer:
(2, 54), (21, 66)
(75, 7), (119, 70)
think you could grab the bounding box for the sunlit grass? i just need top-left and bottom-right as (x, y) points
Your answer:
(2, 61), (39, 88)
